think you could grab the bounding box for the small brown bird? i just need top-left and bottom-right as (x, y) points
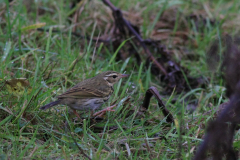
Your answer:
(40, 71), (128, 118)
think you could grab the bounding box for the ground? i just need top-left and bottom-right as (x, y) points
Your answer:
(1, 0), (240, 159)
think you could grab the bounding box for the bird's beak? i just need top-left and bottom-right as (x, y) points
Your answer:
(120, 74), (129, 78)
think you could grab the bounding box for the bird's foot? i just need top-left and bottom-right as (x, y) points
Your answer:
(93, 104), (117, 117)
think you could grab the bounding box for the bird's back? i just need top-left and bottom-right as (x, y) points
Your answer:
(57, 76), (112, 99)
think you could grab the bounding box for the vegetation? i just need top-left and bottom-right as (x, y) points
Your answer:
(1, 0), (240, 159)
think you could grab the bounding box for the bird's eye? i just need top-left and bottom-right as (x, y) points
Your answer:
(112, 75), (117, 78)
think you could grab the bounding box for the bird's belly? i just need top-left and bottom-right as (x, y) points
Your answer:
(63, 98), (105, 111)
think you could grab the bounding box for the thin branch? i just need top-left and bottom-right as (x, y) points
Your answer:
(102, 0), (167, 75)
(142, 86), (174, 123)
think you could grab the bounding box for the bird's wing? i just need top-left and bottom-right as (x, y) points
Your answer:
(57, 87), (106, 99)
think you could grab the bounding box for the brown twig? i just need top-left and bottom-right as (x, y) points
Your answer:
(194, 36), (240, 160)
(144, 139), (153, 160)
(102, 0), (167, 76)
(142, 86), (174, 123)
(194, 97), (238, 160)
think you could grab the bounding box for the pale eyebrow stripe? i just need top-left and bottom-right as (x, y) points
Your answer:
(106, 73), (117, 77)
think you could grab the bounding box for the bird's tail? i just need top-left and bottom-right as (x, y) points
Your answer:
(40, 100), (60, 110)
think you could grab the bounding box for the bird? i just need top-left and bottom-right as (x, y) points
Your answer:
(40, 71), (129, 119)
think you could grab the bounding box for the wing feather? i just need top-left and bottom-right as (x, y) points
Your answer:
(57, 87), (107, 99)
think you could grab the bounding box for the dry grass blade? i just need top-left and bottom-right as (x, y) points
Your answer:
(66, 127), (92, 160)
(12, 88), (42, 123)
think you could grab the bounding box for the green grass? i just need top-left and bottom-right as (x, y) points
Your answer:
(1, 0), (240, 159)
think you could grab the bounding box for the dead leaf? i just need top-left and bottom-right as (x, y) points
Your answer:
(5, 78), (32, 98)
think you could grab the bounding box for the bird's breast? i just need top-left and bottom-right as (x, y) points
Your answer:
(102, 86), (114, 102)
(63, 98), (105, 111)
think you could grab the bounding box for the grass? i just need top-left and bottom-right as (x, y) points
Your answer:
(1, 0), (240, 159)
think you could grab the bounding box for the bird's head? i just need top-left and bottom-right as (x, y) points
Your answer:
(99, 71), (129, 86)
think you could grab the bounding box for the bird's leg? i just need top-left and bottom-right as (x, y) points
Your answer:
(73, 109), (81, 121)
(91, 110), (94, 117)
(93, 104), (117, 117)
